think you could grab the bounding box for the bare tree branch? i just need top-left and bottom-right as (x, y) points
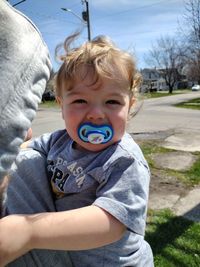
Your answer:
(145, 35), (182, 93)
(181, 0), (200, 83)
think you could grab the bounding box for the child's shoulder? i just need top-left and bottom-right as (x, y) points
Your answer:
(48, 129), (69, 143)
(101, 132), (149, 172)
(116, 133), (147, 163)
(28, 129), (70, 154)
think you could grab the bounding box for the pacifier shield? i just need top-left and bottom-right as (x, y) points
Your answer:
(78, 123), (114, 144)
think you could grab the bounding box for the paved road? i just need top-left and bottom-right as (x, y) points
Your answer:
(127, 91), (200, 134)
(32, 92), (200, 138)
(32, 108), (64, 137)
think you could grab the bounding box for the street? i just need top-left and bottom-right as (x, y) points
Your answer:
(127, 91), (200, 133)
(31, 92), (200, 137)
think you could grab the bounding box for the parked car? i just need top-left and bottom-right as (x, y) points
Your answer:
(42, 91), (55, 102)
(191, 85), (200, 91)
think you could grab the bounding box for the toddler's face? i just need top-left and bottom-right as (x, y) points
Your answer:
(57, 68), (134, 152)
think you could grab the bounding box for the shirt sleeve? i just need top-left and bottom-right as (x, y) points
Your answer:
(5, 148), (56, 216)
(28, 130), (68, 156)
(93, 156), (150, 236)
(28, 132), (55, 155)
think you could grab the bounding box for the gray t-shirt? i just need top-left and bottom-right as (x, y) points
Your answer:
(28, 129), (153, 267)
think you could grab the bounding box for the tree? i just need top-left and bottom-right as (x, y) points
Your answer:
(181, 0), (200, 84)
(145, 36), (182, 93)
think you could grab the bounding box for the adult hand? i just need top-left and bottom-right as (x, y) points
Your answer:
(24, 128), (33, 142)
(20, 128), (33, 149)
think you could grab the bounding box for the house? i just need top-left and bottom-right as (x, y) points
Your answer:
(140, 68), (188, 92)
(140, 68), (160, 92)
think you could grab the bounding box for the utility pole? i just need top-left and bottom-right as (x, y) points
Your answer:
(81, 0), (91, 41)
(61, 0), (91, 41)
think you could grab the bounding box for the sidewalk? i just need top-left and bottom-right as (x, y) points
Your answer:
(135, 128), (200, 222)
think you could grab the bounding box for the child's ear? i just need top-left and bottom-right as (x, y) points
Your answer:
(56, 96), (64, 120)
(56, 96), (62, 106)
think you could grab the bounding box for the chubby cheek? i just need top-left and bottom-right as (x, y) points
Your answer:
(62, 108), (80, 136)
(112, 110), (129, 140)
(112, 122), (126, 142)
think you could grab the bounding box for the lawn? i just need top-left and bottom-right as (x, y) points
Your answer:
(143, 90), (191, 99)
(39, 100), (59, 108)
(140, 142), (200, 187)
(175, 98), (200, 110)
(140, 141), (200, 266)
(145, 209), (200, 267)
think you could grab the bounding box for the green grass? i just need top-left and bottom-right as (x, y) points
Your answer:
(39, 100), (59, 109)
(175, 98), (200, 110)
(141, 142), (200, 266)
(162, 155), (200, 186)
(140, 142), (200, 186)
(144, 90), (190, 99)
(184, 155), (200, 185)
(139, 141), (173, 168)
(145, 209), (200, 267)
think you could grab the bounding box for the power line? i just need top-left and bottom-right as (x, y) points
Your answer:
(108, 27), (178, 38)
(7, 0), (26, 7)
(12, 0), (26, 7)
(93, 0), (175, 21)
(67, 1), (81, 9)
(16, 9), (81, 25)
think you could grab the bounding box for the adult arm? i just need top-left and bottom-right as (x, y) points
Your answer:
(0, 0), (51, 216)
(0, 205), (125, 266)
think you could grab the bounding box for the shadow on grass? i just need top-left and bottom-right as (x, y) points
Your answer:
(145, 208), (200, 267)
(183, 203), (200, 222)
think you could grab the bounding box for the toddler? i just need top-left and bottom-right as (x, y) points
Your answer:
(1, 34), (154, 267)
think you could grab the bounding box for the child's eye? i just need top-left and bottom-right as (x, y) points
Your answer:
(106, 100), (121, 105)
(72, 99), (87, 104)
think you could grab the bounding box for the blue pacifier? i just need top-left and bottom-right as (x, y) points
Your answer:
(78, 123), (114, 144)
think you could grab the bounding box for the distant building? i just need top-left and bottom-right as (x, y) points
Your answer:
(140, 68), (188, 92)
(140, 68), (159, 92)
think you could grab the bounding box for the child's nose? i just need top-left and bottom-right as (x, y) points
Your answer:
(86, 105), (105, 121)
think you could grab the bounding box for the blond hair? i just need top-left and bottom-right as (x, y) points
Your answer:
(55, 33), (141, 97)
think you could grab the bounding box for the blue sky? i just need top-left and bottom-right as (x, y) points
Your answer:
(10, 0), (185, 70)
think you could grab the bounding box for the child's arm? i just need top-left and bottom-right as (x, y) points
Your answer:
(0, 205), (126, 266)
